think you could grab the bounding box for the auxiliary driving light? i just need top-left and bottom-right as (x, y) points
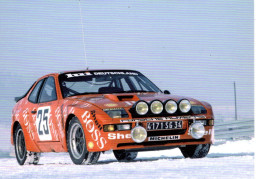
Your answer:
(136, 101), (149, 115)
(189, 122), (205, 139)
(150, 100), (163, 114)
(131, 126), (147, 143)
(165, 100), (178, 114)
(179, 99), (191, 113)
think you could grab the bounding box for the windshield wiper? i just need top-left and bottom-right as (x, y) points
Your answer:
(120, 90), (155, 93)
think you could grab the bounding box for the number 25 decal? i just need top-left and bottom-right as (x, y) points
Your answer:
(36, 106), (52, 141)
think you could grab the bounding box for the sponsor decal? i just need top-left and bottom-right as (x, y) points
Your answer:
(93, 72), (138, 76)
(36, 106), (52, 141)
(55, 107), (64, 139)
(204, 129), (212, 135)
(125, 101), (136, 107)
(108, 133), (131, 140)
(148, 135), (180, 141)
(66, 72), (92, 78)
(103, 108), (123, 111)
(65, 71), (138, 78)
(82, 111), (107, 149)
(23, 108), (35, 140)
(120, 115), (207, 123)
(104, 103), (118, 107)
(80, 103), (92, 108)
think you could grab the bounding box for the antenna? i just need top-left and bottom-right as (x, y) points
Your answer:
(234, 81), (238, 120)
(78, 0), (87, 67)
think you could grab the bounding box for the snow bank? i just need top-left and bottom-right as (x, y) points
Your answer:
(0, 124), (12, 158)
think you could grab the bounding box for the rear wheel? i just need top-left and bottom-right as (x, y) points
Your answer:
(179, 144), (211, 158)
(14, 125), (41, 165)
(113, 150), (138, 162)
(67, 117), (100, 164)
(14, 125), (27, 165)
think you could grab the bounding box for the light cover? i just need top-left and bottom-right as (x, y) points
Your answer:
(179, 99), (191, 113)
(189, 122), (205, 139)
(131, 126), (147, 143)
(165, 100), (178, 114)
(136, 101), (149, 115)
(150, 100), (163, 114)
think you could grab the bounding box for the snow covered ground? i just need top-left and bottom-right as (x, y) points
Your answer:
(0, 139), (254, 179)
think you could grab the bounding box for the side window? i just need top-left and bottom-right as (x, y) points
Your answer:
(38, 77), (57, 103)
(28, 79), (44, 103)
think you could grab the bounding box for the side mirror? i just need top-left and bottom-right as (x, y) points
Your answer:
(164, 90), (171, 94)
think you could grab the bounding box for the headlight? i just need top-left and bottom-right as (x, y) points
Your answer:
(131, 126), (147, 143)
(104, 108), (129, 118)
(136, 101), (149, 115)
(189, 122), (205, 139)
(165, 100), (178, 114)
(117, 124), (131, 131)
(150, 100), (163, 114)
(179, 99), (191, 113)
(103, 124), (131, 132)
(103, 125), (115, 132)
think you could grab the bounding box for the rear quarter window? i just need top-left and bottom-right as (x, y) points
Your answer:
(38, 77), (57, 103)
(28, 79), (44, 103)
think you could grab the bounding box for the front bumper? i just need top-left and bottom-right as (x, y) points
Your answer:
(87, 116), (214, 152)
(106, 127), (213, 151)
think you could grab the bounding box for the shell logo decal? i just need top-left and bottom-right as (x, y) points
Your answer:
(104, 103), (118, 107)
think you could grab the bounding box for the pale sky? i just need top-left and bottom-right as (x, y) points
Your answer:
(0, 0), (254, 126)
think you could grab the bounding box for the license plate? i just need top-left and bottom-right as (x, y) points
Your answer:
(147, 121), (183, 131)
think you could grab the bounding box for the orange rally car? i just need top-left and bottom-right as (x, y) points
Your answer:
(11, 70), (214, 165)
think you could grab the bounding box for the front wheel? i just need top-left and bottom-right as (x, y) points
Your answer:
(67, 117), (100, 165)
(179, 144), (211, 158)
(113, 150), (138, 162)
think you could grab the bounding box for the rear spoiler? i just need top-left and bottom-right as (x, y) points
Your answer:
(14, 81), (36, 103)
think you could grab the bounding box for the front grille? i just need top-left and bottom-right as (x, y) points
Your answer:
(147, 129), (186, 137)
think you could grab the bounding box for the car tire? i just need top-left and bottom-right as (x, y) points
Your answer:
(14, 124), (27, 165)
(67, 117), (100, 165)
(179, 144), (211, 158)
(113, 150), (138, 162)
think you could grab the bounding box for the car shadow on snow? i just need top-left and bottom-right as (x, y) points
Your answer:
(97, 152), (254, 165)
(23, 152), (254, 166)
(97, 156), (183, 165)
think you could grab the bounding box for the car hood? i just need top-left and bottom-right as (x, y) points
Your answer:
(67, 93), (203, 109)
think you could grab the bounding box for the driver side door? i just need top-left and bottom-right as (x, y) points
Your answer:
(33, 76), (61, 148)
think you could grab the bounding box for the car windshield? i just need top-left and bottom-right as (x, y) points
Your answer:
(58, 71), (161, 97)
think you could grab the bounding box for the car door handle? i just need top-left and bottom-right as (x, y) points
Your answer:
(31, 110), (37, 114)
